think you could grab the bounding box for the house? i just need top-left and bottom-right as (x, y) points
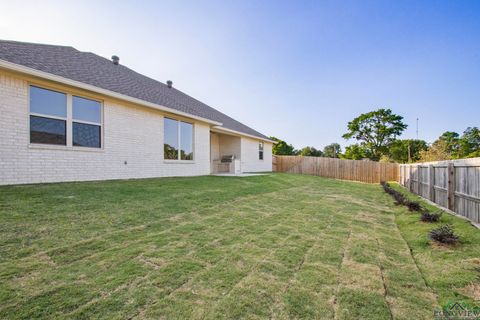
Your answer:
(0, 40), (273, 185)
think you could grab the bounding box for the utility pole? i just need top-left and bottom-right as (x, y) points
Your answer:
(416, 118), (419, 140)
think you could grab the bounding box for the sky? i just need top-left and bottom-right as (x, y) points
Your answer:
(1, 0), (479, 150)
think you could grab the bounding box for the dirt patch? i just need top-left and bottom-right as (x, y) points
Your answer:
(457, 283), (480, 301)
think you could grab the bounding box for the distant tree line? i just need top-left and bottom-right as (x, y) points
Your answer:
(270, 137), (342, 158)
(271, 108), (479, 163)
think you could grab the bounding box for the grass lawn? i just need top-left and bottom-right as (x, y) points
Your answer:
(0, 173), (479, 319)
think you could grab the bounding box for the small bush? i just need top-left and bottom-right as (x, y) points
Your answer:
(405, 200), (422, 212)
(420, 210), (443, 222)
(393, 192), (407, 205)
(381, 182), (420, 210)
(381, 181), (395, 195)
(429, 224), (459, 244)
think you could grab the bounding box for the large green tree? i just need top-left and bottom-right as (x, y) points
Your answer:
(323, 143), (341, 158)
(342, 108), (407, 160)
(269, 137), (295, 155)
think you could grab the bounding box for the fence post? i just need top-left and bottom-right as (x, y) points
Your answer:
(418, 166), (422, 196)
(447, 162), (455, 211)
(428, 165), (435, 202)
(407, 165), (411, 189)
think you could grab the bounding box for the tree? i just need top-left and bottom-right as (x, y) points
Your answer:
(323, 143), (341, 158)
(298, 146), (323, 157)
(342, 108), (407, 160)
(419, 139), (452, 162)
(420, 128), (480, 161)
(458, 127), (480, 158)
(387, 139), (428, 163)
(341, 144), (371, 160)
(437, 131), (460, 157)
(269, 137), (295, 155)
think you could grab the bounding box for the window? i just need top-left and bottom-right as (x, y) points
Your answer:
(164, 118), (178, 159)
(180, 121), (193, 160)
(29, 85), (102, 148)
(164, 118), (194, 160)
(30, 86), (67, 145)
(259, 142), (264, 160)
(72, 96), (102, 148)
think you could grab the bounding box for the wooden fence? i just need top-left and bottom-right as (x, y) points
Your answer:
(399, 158), (480, 223)
(273, 156), (399, 184)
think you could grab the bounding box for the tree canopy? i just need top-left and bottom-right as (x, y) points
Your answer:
(270, 137), (295, 155)
(323, 143), (341, 158)
(342, 108), (407, 160)
(419, 127), (480, 161)
(298, 146), (323, 157)
(387, 139), (428, 163)
(340, 144), (370, 160)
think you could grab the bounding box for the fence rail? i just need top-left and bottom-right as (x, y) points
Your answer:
(273, 156), (399, 184)
(399, 158), (480, 223)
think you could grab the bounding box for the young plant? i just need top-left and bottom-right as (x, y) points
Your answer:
(420, 210), (443, 222)
(393, 192), (407, 205)
(405, 200), (422, 212)
(429, 224), (459, 244)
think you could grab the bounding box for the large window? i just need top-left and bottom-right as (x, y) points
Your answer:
(259, 141), (264, 160)
(164, 118), (193, 160)
(29, 86), (67, 145)
(29, 86), (102, 148)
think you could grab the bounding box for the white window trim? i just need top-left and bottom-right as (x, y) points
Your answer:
(259, 141), (264, 160)
(163, 117), (195, 162)
(28, 84), (104, 151)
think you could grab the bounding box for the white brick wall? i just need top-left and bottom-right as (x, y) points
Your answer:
(218, 134), (241, 159)
(241, 137), (273, 172)
(0, 73), (211, 185)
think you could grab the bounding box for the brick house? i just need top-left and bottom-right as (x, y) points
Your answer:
(0, 40), (273, 185)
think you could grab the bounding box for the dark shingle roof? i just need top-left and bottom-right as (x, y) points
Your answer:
(0, 40), (269, 140)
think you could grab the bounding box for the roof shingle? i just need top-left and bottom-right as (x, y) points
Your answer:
(0, 40), (268, 139)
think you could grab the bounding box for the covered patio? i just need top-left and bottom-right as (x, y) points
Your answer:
(210, 131), (242, 174)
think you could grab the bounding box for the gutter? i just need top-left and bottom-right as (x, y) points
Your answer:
(0, 59), (223, 126)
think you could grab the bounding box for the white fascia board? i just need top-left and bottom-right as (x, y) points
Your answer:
(212, 126), (275, 143)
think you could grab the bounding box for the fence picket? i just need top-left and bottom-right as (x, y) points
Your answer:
(273, 156), (398, 184)
(399, 158), (480, 224)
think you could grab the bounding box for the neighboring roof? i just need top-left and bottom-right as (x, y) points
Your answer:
(0, 40), (269, 140)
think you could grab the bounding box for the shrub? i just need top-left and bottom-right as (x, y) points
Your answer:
(381, 182), (420, 210)
(405, 200), (422, 212)
(429, 224), (459, 244)
(393, 192), (407, 205)
(420, 210), (443, 222)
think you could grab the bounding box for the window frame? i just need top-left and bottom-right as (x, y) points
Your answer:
(163, 117), (195, 162)
(259, 141), (264, 160)
(29, 85), (67, 146)
(28, 84), (104, 151)
(72, 95), (103, 148)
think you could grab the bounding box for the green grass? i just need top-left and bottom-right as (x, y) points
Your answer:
(388, 183), (480, 307)
(0, 173), (478, 319)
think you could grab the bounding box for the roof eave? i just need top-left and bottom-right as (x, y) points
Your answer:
(212, 126), (275, 143)
(0, 59), (223, 126)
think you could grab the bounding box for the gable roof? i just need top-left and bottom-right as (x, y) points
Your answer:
(0, 40), (269, 140)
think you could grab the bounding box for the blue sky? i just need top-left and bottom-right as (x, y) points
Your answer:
(1, 0), (479, 150)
